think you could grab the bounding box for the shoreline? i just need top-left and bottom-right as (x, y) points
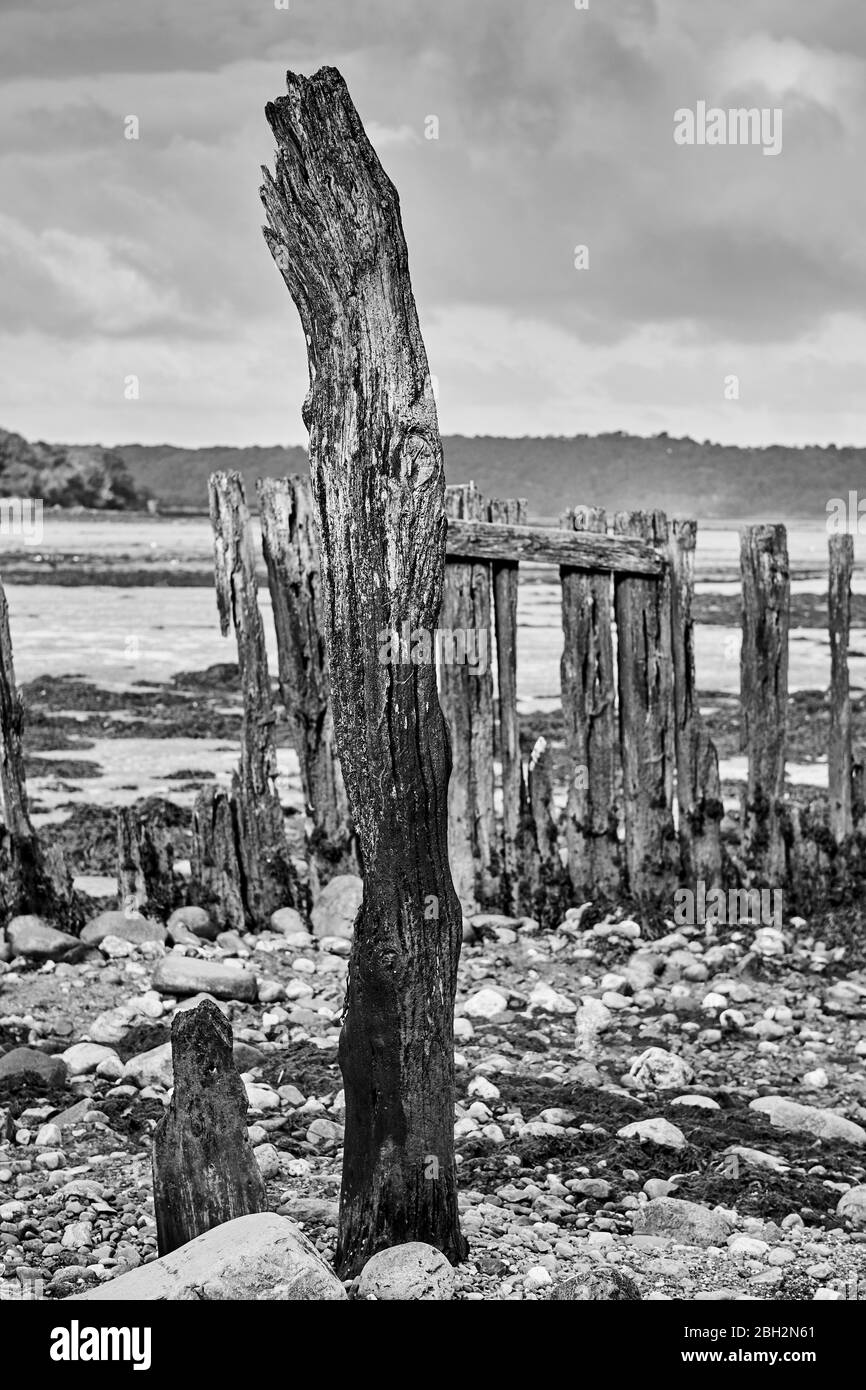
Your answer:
(1, 568), (863, 631)
(0, 559), (853, 592)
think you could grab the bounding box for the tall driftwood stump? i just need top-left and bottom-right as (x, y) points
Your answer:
(262, 66), (467, 1274)
(152, 998), (266, 1256)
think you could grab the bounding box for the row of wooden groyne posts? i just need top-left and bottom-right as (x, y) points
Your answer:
(127, 473), (866, 927)
(0, 473), (859, 934)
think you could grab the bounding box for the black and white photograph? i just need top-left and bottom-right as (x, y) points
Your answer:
(0, 0), (864, 1358)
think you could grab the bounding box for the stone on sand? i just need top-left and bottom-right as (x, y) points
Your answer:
(310, 874), (362, 940)
(81, 911), (165, 948)
(628, 1047), (695, 1091)
(617, 1118), (687, 1150)
(167, 906), (218, 940)
(749, 1096), (866, 1145)
(631, 1197), (732, 1248)
(7, 916), (78, 961)
(152, 954), (258, 1003)
(357, 1242), (455, 1301)
(71, 1212), (346, 1300)
(61, 1043), (119, 1077)
(0, 1047), (67, 1087)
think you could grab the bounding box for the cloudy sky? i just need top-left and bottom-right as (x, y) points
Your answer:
(1, 0), (864, 449)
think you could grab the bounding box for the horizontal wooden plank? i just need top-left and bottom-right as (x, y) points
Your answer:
(445, 519), (664, 576)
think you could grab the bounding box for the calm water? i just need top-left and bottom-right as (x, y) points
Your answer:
(0, 514), (857, 827)
(1, 515), (862, 701)
(3, 511), (860, 571)
(7, 582), (864, 710)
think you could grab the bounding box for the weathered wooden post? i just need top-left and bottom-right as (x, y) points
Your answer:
(258, 475), (357, 884)
(668, 520), (723, 886)
(613, 510), (678, 904)
(525, 735), (564, 918)
(262, 66), (467, 1273)
(0, 578), (77, 928)
(853, 746), (866, 840)
(440, 483), (498, 912)
(488, 496), (525, 915)
(152, 998), (266, 1255)
(560, 506), (620, 901)
(116, 807), (183, 920)
(828, 533), (853, 844)
(788, 798), (834, 912)
(740, 524), (789, 884)
(209, 471), (300, 927)
(190, 786), (246, 932)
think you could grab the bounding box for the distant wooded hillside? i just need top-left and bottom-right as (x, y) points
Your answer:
(117, 434), (866, 520)
(0, 428), (148, 509)
(8, 429), (866, 519)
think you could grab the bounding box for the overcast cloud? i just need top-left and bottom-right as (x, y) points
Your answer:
(0, 0), (863, 447)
